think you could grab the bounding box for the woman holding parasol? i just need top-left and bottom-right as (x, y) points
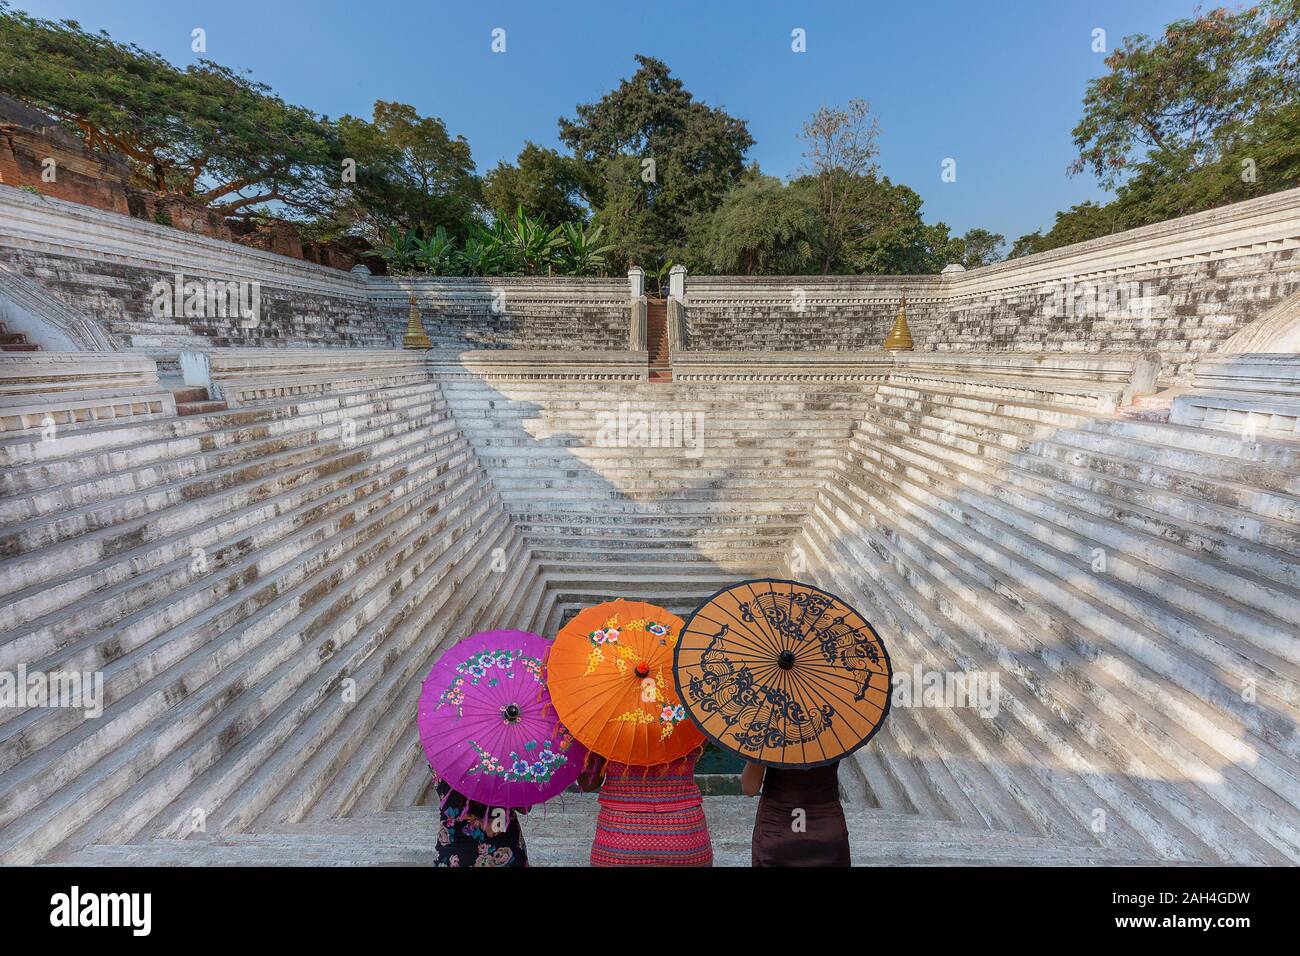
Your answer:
(549, 600), (714, 866)
(674, 579), (893, 868)
(418, 629), (588, 867)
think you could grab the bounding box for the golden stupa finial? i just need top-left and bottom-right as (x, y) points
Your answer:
(883, 297), (913, 351)
(402, 293), (431, 350)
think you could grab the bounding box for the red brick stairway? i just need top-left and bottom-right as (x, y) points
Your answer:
(0, 321), (40, 352)
(172, 386), (228, 416)
(646, 297), (671, 382)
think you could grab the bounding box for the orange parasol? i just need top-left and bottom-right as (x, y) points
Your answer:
(673, 579), (892, 768)
(547, 599), (704, 766)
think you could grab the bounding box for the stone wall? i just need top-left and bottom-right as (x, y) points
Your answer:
(936, 187), (1300, 382)
(6, 179), (1300, 381)
(0, 187), (634, 356)
(684, 276), (945, 351)
(685, 188), (1300, 383)
(372, 276), (630, 351)
(0, 185), (385, 354)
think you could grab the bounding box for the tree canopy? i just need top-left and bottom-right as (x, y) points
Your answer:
(335, 101), (481, 241)
(482, 142), (590, 225)
(1013, 0), (1300, 257)
(558, 54), (754, 270)
(0, 4), (1030, 276)
(0, 2), (340, 220)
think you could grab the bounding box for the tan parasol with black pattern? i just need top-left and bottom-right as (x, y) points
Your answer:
(673, 579), (892, 768)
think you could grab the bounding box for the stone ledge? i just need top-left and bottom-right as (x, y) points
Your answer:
(0, 389), (175, 434)
(950, 185), (1300, 297)
(0, 351), (175, 433)
(1170, 391), (1300, 439)
(1189, 353), (1300, 397)
(666, 350), (1157, 404)
(1170, 353), (1300, 437)
(427, 349), (649, 381)
(0, 351), (162, 396)
(894, 350), (1159, 401)
(672, 350), (893, 381)
(200, 347), (430, 404)
(0, 184), (367, 299)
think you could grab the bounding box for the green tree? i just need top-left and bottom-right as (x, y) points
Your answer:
(1071, 2), (1298, 190)
(797, 99), (882, 273)
(832, 175), (946, 275)
(483, 142), (590, 224)
(335, 101), (481, 242)
(689, 171), (819, 275)
(0, 3), (340, 220)
(953, 228), (1006, 269)
(559, 54), (754, 268)
(1009, 201), (1128, 258)
(1017, 2), (1300, 258)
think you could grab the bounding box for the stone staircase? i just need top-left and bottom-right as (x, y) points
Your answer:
(794, 376), (1300, 865)
(0, 360), (538, 864)
(3, 348), (1298, 867)
(0, 321), (39, 352)
(436, 373), (874, 629)
(56, 795), (1166, 866)
(646, 297), (671, 382)
(170, 386), (227, 416)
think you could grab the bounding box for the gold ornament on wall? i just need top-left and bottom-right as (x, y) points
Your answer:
(884, 297), (914, 351)
(402, 294), (431, 350)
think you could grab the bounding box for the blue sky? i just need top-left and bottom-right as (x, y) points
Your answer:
(16, 0), (1206, 243)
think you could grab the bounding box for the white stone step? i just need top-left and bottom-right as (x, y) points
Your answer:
(0, 477), (505, 863)
(55, 798), (1168, 867)
(810, 436), (1300, 861)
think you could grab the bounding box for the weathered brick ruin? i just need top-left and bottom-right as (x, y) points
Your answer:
(0, 181), (1298, 864)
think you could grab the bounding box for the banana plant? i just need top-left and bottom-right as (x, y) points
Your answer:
(460, 221), (513, 276)
(557, 222), (616, 276)
(647, 258), (674, 295)
(363, 224), (423, 274)
(412, 225), (460, 275)
(505, 207), (565, 275)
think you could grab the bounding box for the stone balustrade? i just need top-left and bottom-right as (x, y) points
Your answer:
(426, 348), (650, 381)
(671, 349), (893, 381)
(1170, 353), (1300, 438)
(0, 351), (175, 432)
(200, 347), (433, 405)
(671, 349), (1158, 410)
(890, 351), (1160, 411)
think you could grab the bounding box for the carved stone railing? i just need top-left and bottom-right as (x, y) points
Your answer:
(202, 348), (430, 404)
(1170, 353), (1300, 439)
(426, 349), (649, 382)
(0, 352), (175, 433)
(671, 350), (893, 382)
(889, 352), (1159, 411)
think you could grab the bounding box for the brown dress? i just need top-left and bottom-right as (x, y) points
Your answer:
(751, 762), (851, 867)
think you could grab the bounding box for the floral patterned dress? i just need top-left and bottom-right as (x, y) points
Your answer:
(433, 778), (528, 867)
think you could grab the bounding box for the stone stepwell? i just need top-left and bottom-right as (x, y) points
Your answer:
(0, 347), (1297, 865)
(796, 366), (1300, 865)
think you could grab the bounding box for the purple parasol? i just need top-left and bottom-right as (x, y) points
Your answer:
(418, 629), (586, 809)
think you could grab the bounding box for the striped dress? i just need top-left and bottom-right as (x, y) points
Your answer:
(590, 753), (713, 867)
